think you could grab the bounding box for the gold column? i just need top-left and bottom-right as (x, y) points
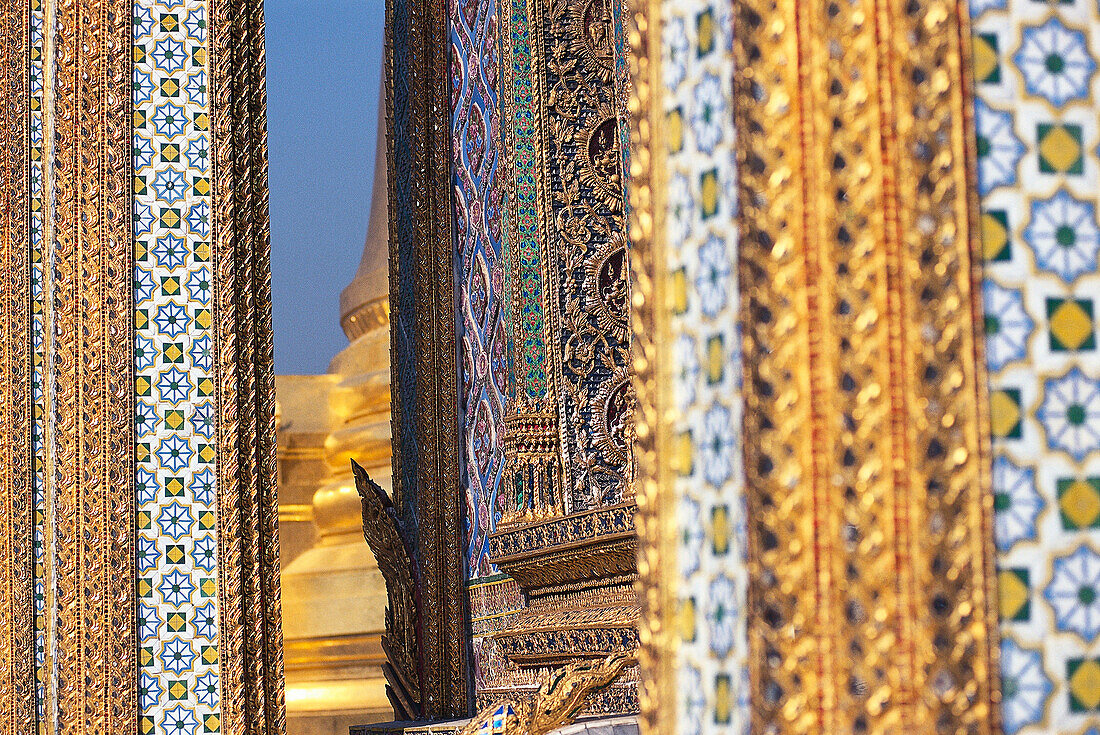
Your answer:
(731, 0), (1000, 732)
(0, 0), (35, 729)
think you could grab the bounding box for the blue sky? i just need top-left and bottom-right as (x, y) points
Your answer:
(266, 0), (387, 374)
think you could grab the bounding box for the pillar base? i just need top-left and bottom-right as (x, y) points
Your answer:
(351, 715), (639, 735)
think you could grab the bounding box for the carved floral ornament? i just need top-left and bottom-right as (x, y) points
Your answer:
(369, 0), (1020, 728)
(0, 0), (1078, 730)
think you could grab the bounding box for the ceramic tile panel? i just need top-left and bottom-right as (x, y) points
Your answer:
(452, 0), (507, 583)
(132, 0), (222, 732)
(659, 0), (747, 732)
(972, 0), (1100, 731)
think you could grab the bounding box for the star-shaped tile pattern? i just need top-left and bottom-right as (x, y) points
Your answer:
(133, 0), (221, 731)
(973, 1), (1100, 731)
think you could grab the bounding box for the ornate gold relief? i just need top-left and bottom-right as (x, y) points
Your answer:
(732, 0), (1000, 733)
(0, 0), (36, 729)
(504, 0), (633, 514)
(211, 0), (287, 731)
(568, 0), (617, 80)
(40, 0), (137, 730)
(483, 0), (639, 715)
(456, 653), (636, 735)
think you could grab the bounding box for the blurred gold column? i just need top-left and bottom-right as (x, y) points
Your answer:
(279, 80), (395, 735)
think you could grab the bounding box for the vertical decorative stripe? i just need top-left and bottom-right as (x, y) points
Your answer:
(628, 0), (746, 732)
(29, 0), (45, 724)
(879, 2), (1001, 729)
(452, 0), (506, 582)
(970, 1), (1100, 732)
(385, 0), (470, 715)
(211, 0), (285, 732)
(45, 0), (136, 730)
(0, 0), (36, 730)
(452, 0), (525, 702)
(732, 0), (1000, 731)
(658, 0), (745, 732)
(731, 1), (820, 729)
(506, 0), (549, 404)
(133, 0), (223, 733)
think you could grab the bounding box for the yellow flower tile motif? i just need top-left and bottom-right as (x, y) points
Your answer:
(973, 1), (1100, 732)
(133, 0), (222, 731)
(660, 0), (746, 731)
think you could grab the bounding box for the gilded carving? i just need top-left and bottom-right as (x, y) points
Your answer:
(544, 0), (634, 508)
(210, 0), (287, 731)
(732, 0), (1000, 732)
(456, 653), (636, 735)
(504, 0), (633, 514)
(0, 0), (36, 729)
(479, 0), (639, 712)
(570, 0), (616, 76)
(354, 461), (423, 719)
(32, 0), (138, 730)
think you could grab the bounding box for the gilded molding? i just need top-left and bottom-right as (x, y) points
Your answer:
(342, 297), (391, 341)
(733, 0), (1000, 732)
(211, 0), (287, 731)
(384, 0), (470, 715)
(623, 0), (672, 730)
(43, 0), (136, 730)
(0, 0), (36, 729)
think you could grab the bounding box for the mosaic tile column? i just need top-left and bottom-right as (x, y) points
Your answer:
(972, 1), (1100, 731)
(0, 0), (284, 732)
(133, 2), (222, 733)
(628, 0), (747, 733)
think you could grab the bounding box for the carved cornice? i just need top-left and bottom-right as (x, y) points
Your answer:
(495, 603), (639, 667)
(488, 504), (636, 591)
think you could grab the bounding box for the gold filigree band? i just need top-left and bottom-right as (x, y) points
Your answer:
(42, 0), (136, 730)
(211, 0), (287, 732)
(733, 0), (1000, 732)
(0, 0), (36, 729)
(624, 0), (673, 733)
